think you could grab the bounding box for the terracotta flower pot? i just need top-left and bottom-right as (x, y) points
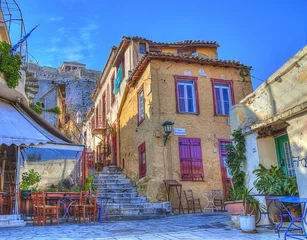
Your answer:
(225, 200), (254, 215)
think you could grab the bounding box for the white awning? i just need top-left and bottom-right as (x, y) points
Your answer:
(0, 100), (84, 151)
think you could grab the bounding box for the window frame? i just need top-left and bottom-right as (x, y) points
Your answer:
(174, 75), (199, 115)
(211, 79), (235, 116)
(137, 85), (145, 126)
(139, 43), (146, 54)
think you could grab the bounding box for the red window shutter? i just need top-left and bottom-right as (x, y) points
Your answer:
(179, 138), (204, 181)
(138, 142), (146, 178)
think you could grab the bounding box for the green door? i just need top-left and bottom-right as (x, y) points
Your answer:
(275, 135), (296, 177)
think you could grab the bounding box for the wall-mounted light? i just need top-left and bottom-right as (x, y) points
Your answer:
(161, 121), (174, 146)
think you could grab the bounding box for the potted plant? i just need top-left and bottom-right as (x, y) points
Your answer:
(20, 169), (41, 198)
(224, 129), (248, 214)
(239, 187), (259, 233)
(84, 174), (96, 192)
(253, 164), (300, 220)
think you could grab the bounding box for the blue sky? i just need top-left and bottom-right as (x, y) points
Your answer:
(10, 0), (307, 89)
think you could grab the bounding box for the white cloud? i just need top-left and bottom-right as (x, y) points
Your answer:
(48, 17), (64, 21)
(35, 22), (99, 66)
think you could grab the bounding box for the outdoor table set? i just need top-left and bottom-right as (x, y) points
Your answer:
(29, 192), (110, 225)
(254, 195), (307, 239)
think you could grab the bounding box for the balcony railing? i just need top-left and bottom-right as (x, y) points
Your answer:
(91, 115), (106, 135)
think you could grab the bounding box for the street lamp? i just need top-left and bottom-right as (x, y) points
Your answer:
(161, 121), (174, 146)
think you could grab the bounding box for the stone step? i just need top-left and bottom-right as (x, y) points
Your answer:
(106, 207), (167, 215)
(0, 215), (22, 221)
(98, 192), (138, 198)
(95, 176), (127, 180)
(98, 188), (136, 194)
(107, 197), (147, 203)
(107, 214), (166, 221)
(96, 183), (133, 188)
(95, 173), (126, 177)
(0, 220), (26, 228)
(105, 203), (165, 209)
(94, 179), (131, 184)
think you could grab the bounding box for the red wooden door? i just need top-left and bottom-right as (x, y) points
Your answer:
(218, 140), (232, 198)
(179, 138), (204, 181)
(138, 142), (146, 178)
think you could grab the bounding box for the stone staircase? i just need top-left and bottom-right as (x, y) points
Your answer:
(0, 215), (26, 228)
(94, 171), (171, 220)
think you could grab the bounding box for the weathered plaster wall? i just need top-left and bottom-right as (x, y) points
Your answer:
(230, 46), (307, 201)
(287, 116), (307, 198)
(257, 137), (278, 168)
(231, 46), (307, 132)
(120, 59), (253, 206)
(20, 159), (77, 189)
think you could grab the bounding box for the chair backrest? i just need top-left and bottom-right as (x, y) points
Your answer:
(212, 190), (223, 199)
(184, 189), (194, 201)
(31, 192), (46, 208)
(89, 191), (98, 206)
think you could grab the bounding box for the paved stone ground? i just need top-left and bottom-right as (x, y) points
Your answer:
(0, 213), (281, 240)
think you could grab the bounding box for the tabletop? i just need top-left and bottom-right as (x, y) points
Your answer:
(279, 196), (307, 203)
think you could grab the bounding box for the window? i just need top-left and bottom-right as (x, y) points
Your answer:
(139, 43), (146, 54)
(179, 138), (204, 181)
(137, 86), (145, 125)
(175, 76), (199, 114)
(138, 142), (146, 178)
(211, 79), (234, 115)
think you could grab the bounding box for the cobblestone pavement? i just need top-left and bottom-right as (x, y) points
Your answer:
(0, 213), (280, 240)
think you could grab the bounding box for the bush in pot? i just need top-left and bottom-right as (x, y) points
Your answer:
(239, 187), (259, 233)
(253, 164), (300, 220)
(224, 129), (248, 214)
(20, 169), (41, 198)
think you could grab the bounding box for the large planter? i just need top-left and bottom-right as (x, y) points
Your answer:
(240, 215), (256, 233)
(225, 200), (254, 215)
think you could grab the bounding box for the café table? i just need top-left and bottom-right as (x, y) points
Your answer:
(266, 196), (301, 237)
(46, 192), (80, 221)
(279, 197), (307, 239)
(97, 196), (111, 222)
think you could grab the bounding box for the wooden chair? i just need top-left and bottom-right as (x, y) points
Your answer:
(74, 191), (98, 223)
(31, 192), (60, 226)
(212, 190), (225, 212)
(184, 189), (202, 213)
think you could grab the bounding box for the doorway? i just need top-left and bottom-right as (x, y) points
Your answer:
(218, 139), (232, 198)
(275, 134), (296, 177)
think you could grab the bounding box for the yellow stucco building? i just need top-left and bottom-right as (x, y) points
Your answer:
(115, 39), (253, 206)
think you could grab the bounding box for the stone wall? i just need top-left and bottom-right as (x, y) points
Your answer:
(28, 62), (100, 122)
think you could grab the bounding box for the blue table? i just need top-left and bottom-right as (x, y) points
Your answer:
(266, 196), (301, 237)
(279, 197), (307, 239)
(97, 196), (111, 222)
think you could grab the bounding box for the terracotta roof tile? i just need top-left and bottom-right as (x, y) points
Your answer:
(128, 52), (251, 85)
(121, 36), (219, 47)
